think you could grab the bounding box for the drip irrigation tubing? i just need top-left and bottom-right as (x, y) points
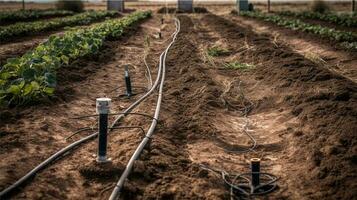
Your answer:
(108, 18), (181, 200)
(72, 112), (159, 122)
(0, 19), (179, 199)
(222, 80), (256, 154)
(199, 164), (278, 198)
(197, 78), (278, 198)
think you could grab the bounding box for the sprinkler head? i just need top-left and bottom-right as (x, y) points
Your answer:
(96, 98), (111, 114)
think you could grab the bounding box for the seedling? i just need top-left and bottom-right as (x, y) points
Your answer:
(207, 46), (230, 57)
(224, 62), (255, 71)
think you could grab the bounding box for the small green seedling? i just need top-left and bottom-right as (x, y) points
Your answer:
(224, 62), (255, 71)
(207, 46), (230, 57)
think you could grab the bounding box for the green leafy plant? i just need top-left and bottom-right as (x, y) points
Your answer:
(0, 11), (152, 106)
(239, 11), (357, 50)
(0, 9), (74, 25)
(224, 62), (255, 71)
(0, 10), (118, 42)
(278, 11), (357, 28)
(207, 46), (230, 57)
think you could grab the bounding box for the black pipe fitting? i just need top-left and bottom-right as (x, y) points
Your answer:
(125, 65), (132, 97)
(96, 98), (111, 163)
(251, 158), (261, 187)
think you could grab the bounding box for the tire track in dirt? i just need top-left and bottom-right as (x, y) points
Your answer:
(199, 13), (357, 200)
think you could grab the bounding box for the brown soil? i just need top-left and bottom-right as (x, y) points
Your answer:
(228, 14), (357, 83)
(194, 13), (357, 200)
(0, 32), (58, 67)
(0, 14), (172, 199)
(0, 7), (356, 200)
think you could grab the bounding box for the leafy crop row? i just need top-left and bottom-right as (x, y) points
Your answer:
(0, 11), (151, 106)
(0, 11), (118, 42)
(278, 11), (357, 28)
(0, 9), (74, 25)
(239, 11), (357, 48)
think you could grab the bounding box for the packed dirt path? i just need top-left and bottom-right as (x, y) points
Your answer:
(227, 15), (357, 83)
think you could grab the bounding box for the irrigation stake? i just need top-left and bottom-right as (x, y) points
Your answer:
(124, 65), (132, 97)
(251, 158), (261, 187)
(96, 98), (111, 163)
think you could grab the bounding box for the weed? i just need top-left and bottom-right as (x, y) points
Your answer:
(207, 46), (230, 57)
(224, 62), (255, 71)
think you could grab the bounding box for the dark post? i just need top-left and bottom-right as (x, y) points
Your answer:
(251, 158), (261, 187)
(125, 65), (132, 97)
(96, 98), (111, 163)
(267, 0), (270, 13)
(22, 0), (25, 10)
(353, 0), (356, 12)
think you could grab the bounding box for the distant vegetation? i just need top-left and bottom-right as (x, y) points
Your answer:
(0, 11), (118, 42)
(238, 11), (357, 50)
(0, 9), (74, 25)
(278, 11), (357, 28)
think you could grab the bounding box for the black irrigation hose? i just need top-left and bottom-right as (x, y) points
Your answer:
(108, 18), (181, 200)
(199, 164), (278, 198)
(65, 127), (96, 140)
(72, 112), (159, 122)
(0, 20), (177, 198)
(0, 132), (99, 198)
(67, 125), (147, 141)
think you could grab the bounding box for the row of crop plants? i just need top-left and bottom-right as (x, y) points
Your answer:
(0, 11), (151, 106)
(0, 10), (119, 42)
(238, 11), (357, 50)
(0, 9), (75, 25)
(277, 11), (357, 28)
(278, 11), (357, 28)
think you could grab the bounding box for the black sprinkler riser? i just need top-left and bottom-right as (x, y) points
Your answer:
(98, 113), (108, 159)
(251, 158), (261, 187)
(125, 66), (132, 97)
